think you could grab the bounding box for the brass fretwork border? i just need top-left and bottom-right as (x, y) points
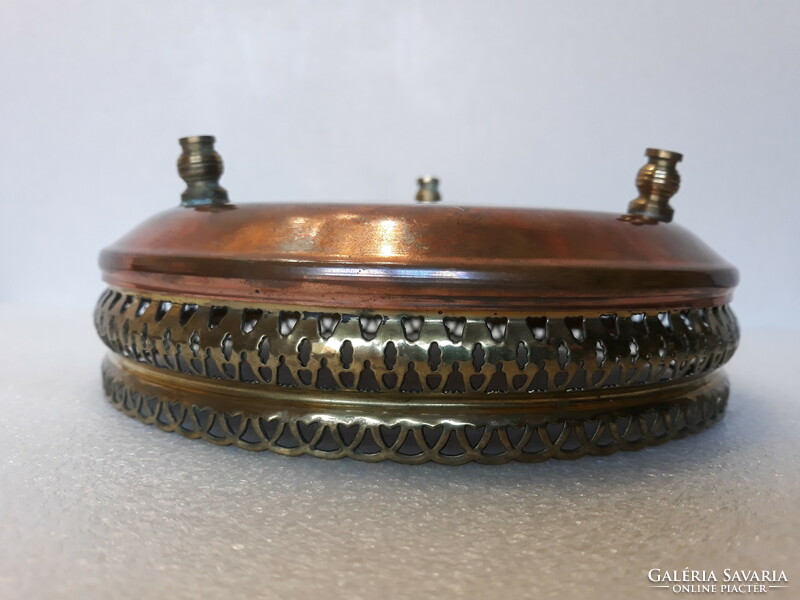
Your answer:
(102, 355), (729, 465)
(95, 287), (739, 398)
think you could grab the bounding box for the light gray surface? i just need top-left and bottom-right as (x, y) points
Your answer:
(2, 0), (800, 330)
(0, 305), (797, 599)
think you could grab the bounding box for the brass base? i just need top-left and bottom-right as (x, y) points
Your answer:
(102, 354), (728, 465)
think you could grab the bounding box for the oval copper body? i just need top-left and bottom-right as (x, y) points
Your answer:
(95, 141), (740, 464)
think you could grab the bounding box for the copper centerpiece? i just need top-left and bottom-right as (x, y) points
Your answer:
(94, 137), (739, 464)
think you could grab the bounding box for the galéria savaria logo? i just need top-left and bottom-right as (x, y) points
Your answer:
(647, 569), (789, 594)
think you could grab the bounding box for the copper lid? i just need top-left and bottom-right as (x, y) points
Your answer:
(100, 143), (736, 311)
(95, 137), (740, 465)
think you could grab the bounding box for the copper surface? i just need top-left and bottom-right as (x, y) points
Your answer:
(100, 205), (737, 311)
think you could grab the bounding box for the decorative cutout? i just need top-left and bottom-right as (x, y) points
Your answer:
(428, 342), (441, 371)
(208, 306), (228, 330)
(189, 330), (201, 355)
(382, 372), (398, 389)
(221, 333), (233, 361)
(179, 303), (198, 325)
(340, 371), (355, 388)
(443, 363), (466, 394)
(155, 301), (173, 322)
(486, 363), (509, 393)
(318, 313), (340, 339)
(472, 343), (486, 371)
(516, 342), (528, 370)
(257, 336), (270, 364)
(278, 311), (300, 336)
(527, 317), (546, 342)
(401, 316), (424, 342)
(120, 295), (134, 314)
(400, 362), (423, 393)
(384, 341), (397, 370)
(565, 316), (585, 341)
(629, 338), (640, 363)
(340, 340), (353, 369)
(359, 315), (382, 341)
(135, 299), (151, 317)
(241, 309), (263, 334)
(357, 361), (380, 393)
(276, 356), (298, 387)
(316, 358), (338, 390)
(595, 340), (607, 367)
(486, 317), (508, 343)
(557, 342), (570, 370)
(443, 317), (466, 343)
(297, 338), (311, 368)
(600, 313), (618, 338)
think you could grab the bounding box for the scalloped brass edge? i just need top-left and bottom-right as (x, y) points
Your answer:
(102, 355), (729, 465)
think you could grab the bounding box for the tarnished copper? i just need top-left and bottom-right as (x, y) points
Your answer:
(95, 137), (739, 464)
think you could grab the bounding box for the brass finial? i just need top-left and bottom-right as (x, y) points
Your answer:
(177, 135), (229, 207)
(415, 176), (441, 203)
(626, 148), (683, 222)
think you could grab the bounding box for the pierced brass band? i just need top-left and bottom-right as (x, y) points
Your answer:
(95, 287), (736, 463)
(94, 287), (739, 399)
(103, 355), (729, 464)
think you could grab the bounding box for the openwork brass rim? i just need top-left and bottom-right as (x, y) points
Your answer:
(103, 356), (728, 465)
(95, 287), (736, 464)
(95, 288), (738, 397)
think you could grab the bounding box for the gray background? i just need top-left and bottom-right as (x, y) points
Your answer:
(1, 0), (798, 329)
(1, 2), (799, 599)
(2, 305), (798, 599)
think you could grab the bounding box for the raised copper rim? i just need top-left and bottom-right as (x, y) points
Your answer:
(101, 264), (735, 312)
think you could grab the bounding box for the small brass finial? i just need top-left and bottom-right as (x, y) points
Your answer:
(626, 148), (683, 222)
(177, 135), (229, 207)
(415, 176), (441, 203)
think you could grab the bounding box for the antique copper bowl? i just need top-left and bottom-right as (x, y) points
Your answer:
(94, 137), (739, 464)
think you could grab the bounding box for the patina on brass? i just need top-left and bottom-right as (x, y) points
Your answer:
(95, 137), (739, 464)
